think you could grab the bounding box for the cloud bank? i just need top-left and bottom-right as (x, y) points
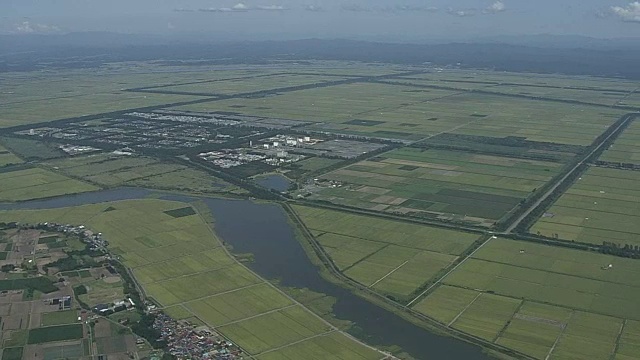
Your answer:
(611, 2), (640, 22)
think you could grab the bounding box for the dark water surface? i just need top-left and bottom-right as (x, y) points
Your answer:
(0, 189), (490, 360)
(254, 174), (292, 192)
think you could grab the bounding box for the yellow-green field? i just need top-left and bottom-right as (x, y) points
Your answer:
(175, 82), (625, 145)
(309, 147), (561, 226)
(0, 167), (98, 201)
(42, 153), (245, 194)
(531, 166), (640, 246)
(0, 145), (23, 167)
(158, 74), (350, 95)
(599, 120), (640, 165)
(0, 200), (382, 359)
(412, 237), (640, 359)
(293, 205), (479, 301)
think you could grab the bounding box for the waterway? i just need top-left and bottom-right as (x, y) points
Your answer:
(0, 189), (491, 360)
(253, 173), (292, 192)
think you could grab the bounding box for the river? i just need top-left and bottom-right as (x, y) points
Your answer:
(0, 189), (491, 360)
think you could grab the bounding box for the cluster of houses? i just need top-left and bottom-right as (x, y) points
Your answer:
(153, 313), (242, 359)
(34, 222), (109, 252)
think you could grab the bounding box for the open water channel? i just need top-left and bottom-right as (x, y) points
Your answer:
(0, 188), (491, 360)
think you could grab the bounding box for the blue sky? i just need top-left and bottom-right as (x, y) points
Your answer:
(1, 0), (639, 40)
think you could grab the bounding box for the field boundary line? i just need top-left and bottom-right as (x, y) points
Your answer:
(369, 259), (411, 288)
(407, 235), (495, 307)
(342, 244), (390, 273)
(171, 282), (264, 306)
(315, 229), (462, 256)
(145, 262), (237, 285)
(130, 245), (224, 270)
(462, 257), (640, 288)
(253, 330), (336, 357)
(610, 319), (627, 360)
(545, 310), (574, 360)
(493, 300), (525, 343)
(215, 304), (298, 328)
(448, 292), (483, 327)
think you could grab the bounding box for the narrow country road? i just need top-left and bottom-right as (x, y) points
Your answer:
(505, 113), (637, 233)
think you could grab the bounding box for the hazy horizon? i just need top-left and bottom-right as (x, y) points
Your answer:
(1, 0), (639, 41)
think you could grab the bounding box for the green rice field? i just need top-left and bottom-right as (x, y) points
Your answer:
(0, 145), (23, 167)
(175, 82), (625, 145)
(531, 166), (640, 246)
(293, 205), (479, 300)
(412, 237), (640, 359)
(43, 153), (244, 194)
(599, 119), (640, 165)
(310, 147), (561, 225)
(158, 73), (350, 95)
(0, 167), (98, 201)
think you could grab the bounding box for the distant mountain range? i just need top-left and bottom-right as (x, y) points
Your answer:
(1, 32), (639, 79)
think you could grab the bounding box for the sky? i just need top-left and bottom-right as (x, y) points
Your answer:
(1, 0), (639, 41)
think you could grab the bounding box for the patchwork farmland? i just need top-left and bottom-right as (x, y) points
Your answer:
(531, 166), (640, 247)
(309, 148), (562, 226)
(293, 205), (480, 301)
(412, 238), (640, 359)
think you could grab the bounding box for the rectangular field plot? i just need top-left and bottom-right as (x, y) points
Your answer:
(293, 205), (478, 299)
(616, 320), (640, 360)
(392, 70), (640, 92)
(315, 233), (387, 270)
(549, 312), (622, 360)
(159, 73), (350, 95)
(27, 324), (84, 344)
(488, 84), (627, 106)
(145, 264), (261, 306)
(411, 285), (480, 324)
(0, 167), (98, 201)
(293, 205), (479, 255)
(256, 331), (382, 360)
(186, 284), (293, 326)
(40, 310), (78, 327)
(599, 120), (640, 165)
(218, 306), (330, 355)
(313, 148), (560, 224)
(175, 83), (624, 145)
(442, 238), (640, 320)
(496, 302), (572, 359)
(450, 293), (521, 341)
(132, 248), (232, 284)
(531, 167), (640, 246)
(0, 145), (23, 167)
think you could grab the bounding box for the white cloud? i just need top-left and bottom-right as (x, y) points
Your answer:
(304, 5), (323, 12)
(198, 3), (250, 12)
(486, 1), (506, 13)
(257, 5), (288, 11)
(342, 4), (371, 12)
(167, 22), (176, 30)
(232, 3), (249, 11)
(14, 21), (60, 34)
(611, 2), (640, 22)
(447, 8), (477, 17)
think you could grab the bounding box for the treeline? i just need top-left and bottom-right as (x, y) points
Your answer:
(601, 242), (640, 259)
(595, 160), (640, 171)
(412, 133), (584, 163)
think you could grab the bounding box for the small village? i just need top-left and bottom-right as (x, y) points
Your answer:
(154, 313), (243, 360)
